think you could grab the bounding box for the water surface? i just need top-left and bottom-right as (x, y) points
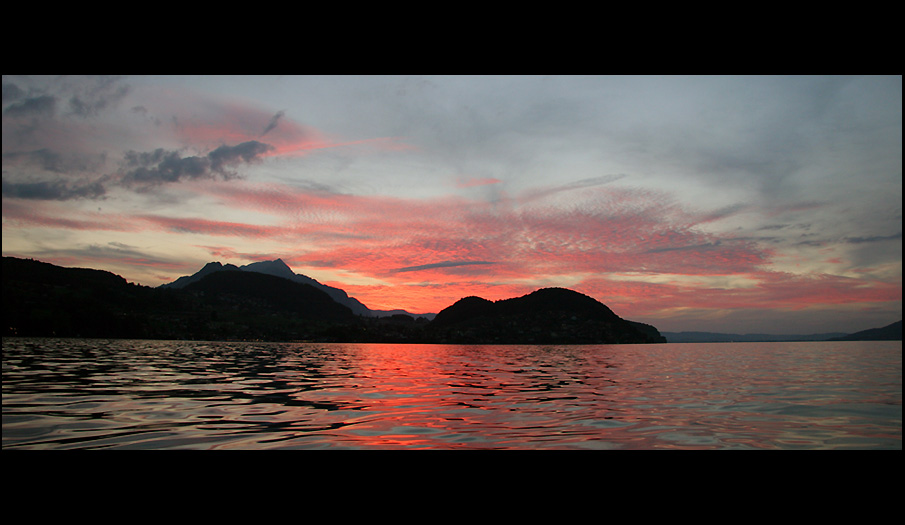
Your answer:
(3, 338), (901, 449)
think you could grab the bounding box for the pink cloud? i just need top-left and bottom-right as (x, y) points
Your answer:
(5, 179), (899, 320)
(577, 271), (902, 322)
(163, 95), (408, 161)
(455, 177), (503, 188)
(1, 200), (137, 232)
(198, 181), (773, 285)
(137, 214), (288, 240)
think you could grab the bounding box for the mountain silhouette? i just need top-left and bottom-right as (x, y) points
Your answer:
(182, 270), (356, 322)
(661, 331), (850, 343)
(161, 261), (241, 288)
(162, 259), (430, 318)
(11, 256), (901, 346)
(2, 256), (363, 340)
(3, 256), (166, 338)
(4, 256), (672, 344)
(428, 287), (666, 344)
(829, 320), (902, 341)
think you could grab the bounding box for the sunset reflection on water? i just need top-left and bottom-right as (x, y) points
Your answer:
(2, 338), (901, 449)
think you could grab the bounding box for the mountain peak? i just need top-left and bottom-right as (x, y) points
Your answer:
(239, 259), (295, 279)
(160, 258), (424, 318)
(242, 258), (289, 268)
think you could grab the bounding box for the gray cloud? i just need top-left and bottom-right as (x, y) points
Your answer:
(66, 76), (131, 118)
(844, 232), (902, 244)
(2, 82), (25, 104)
(391, 260), (497, 273)
(2, 140), (274, 200)
(3, 94), (56, 118)
(561, 174), (628, 190)
(1, 179), (106, 200)
(3, 76), (130, 120)
(262, 110), (285, 135)
(208, 141), (274, 172)
(121, 141), (274, 188)
(521, 174), (628, 203)
(3, 148), (107, 174)
(644, 242), (723, 254)
(16, 242), (186, 276)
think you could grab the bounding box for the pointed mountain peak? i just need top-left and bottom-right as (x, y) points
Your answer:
(239, 259), (296, 279)
(199, 261), (240, 273)
(160, 261), (236, 288)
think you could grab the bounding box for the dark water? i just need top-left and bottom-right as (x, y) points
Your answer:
(2, 337), (901, 449)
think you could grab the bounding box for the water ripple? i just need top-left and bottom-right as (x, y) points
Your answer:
(2, 338), (901, 449)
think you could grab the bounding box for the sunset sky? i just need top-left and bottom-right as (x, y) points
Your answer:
(2, 75), (901, 334)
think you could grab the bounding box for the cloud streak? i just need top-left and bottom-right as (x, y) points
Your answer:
(262, 110), (285, 135)
(391, 260), (498, 273)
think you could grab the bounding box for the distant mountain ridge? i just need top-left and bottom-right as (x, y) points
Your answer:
(162, 259), (433, 319)
(662, 331), (849, 343)
(663, 321), (902, 343)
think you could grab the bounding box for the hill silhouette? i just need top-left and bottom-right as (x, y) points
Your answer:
(3, 256), (164, 338)
(428, 287), (666, 344)
(182, 270), (356, 322)
(3, 256), (666, 344)
(829, 320), (902, 341)
(2, 257), (361, 341)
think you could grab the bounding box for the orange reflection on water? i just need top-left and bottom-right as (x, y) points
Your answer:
(4, 339), (900, 450)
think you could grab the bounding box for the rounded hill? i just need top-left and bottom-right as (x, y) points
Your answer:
(426, 287), (664, 344)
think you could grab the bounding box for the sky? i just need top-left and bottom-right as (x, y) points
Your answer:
(2, 75), (901, 334)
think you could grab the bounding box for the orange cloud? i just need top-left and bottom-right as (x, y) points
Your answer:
(198, 181), (772, 282)
(6, 178), (898, 320)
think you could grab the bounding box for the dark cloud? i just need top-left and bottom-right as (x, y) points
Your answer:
(262, 110), (285, 135)
(66, 76), (131, 118)
(208, 141), (273, 172)
(120, 141), (274, 188)
(1, 179), (106, 200)
(2, 82), (25, 104)
(561, 174), (628, 190)
(844, 232), (902, 244)
(140, 153), (208, 184)
(644, 242), (723, 254)
(391, 260), (497, 273)
(2, 76), (129, 120)
(3, 148), (107, 174)
(131, 105), (162, 126)
(3, 94), (56, 118)
(2, 139), (274, 200)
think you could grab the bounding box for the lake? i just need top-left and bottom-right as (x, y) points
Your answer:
(2, 337), (901, 450)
